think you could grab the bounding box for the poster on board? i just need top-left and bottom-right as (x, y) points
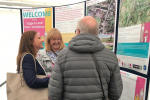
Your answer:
(22, 8), (53, 49)
(119, 70), (146, 100)
(117, 0), (150, 74)
(86, 0), (117, 51)
(55, 2), (85, 46)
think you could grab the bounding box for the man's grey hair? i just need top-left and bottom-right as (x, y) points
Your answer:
(76, 19), (99, 36)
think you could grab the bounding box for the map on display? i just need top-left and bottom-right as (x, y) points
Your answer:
(119, 0), (150, 27)
(86, 0), (116, 51)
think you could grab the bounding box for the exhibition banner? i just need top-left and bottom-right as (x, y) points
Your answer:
(55, 2), (85, 45)
(119, 70), (146, 100)
(117, 0), (150, 74)
(86, 0), (116, 51)
(22, 8), (53, 48)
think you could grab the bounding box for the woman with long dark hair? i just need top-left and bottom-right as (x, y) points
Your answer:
(17, 30), (50, 88)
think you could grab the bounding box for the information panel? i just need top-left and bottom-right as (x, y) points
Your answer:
(86, 0), (117, 51)
(119, 70), (146, 100)
(117, 0), (150, 74)
(22, 8), (53, 48)
(55, 2), (85, 45)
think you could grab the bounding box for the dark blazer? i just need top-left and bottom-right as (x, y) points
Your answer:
(18, 54), (50, 88)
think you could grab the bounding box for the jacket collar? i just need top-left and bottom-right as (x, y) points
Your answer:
(39, 49), (49, 58)
(68, 33), (105, 53)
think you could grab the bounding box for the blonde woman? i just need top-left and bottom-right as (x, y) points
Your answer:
(37, 28), (65, 77)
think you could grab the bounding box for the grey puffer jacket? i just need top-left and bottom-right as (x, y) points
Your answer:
(48, 33), (123, 100)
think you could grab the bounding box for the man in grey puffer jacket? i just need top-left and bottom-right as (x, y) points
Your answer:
(48, 16), (123, 100)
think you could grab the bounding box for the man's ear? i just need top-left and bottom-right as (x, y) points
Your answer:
(76, 29), (80, 35)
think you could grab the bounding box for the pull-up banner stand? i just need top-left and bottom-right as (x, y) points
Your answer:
(21, 8), (53, 48)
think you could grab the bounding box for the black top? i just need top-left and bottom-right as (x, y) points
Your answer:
(18, 54), (50, 88)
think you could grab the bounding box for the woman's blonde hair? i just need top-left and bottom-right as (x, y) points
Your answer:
(16, 30), (37, 71)
(45, 28), (65, 51)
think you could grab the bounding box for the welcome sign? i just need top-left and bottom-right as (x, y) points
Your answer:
(22, 8), (53, 46)
(23, 10), (51, 18)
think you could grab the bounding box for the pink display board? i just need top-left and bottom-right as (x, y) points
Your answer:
(23, 18), (45, 37)
(134, 77), (146, 100)
(140, 22), (150, 42)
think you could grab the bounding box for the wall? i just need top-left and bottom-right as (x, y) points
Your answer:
(0, 8), (21, 100)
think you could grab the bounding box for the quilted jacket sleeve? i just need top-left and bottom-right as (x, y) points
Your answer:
(108, 64), (123, 100)
(48, 57), (63, 100)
